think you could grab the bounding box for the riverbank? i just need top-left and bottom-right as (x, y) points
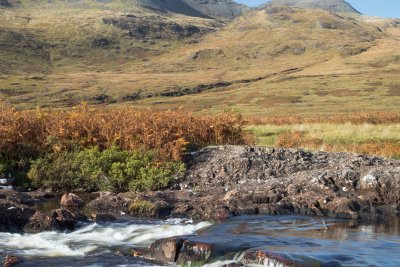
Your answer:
(1, 146), (399, 266)
(1, 146), (399, 231)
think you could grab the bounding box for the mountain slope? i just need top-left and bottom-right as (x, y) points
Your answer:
(0, 1), (399, 116)
(262, 0), (361, 14)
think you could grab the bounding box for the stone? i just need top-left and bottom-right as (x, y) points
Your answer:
(0, 203), (35, 232)
(60, 193), (84, 207)
(176, 240), (213, 264)
(146, 237), (185, 263)
(90, 213), (117, 222)
(3, 255), (21, 267)
(223, 263), (245, 267)
(23, 209), (87, 233)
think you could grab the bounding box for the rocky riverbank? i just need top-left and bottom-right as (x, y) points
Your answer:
(89, 146), (400, 221)
(1, 146), (400, 266)
(1, 146), (400, 233)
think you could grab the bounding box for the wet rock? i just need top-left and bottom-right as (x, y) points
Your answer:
(146, 237), (185, 263)
(0, 202), (35, 232)
(90, 213), (117, 223)
(176, 240), (213, 265)
(60, 193), (84, 207)
(223, 263), (245, 267)
(3, 255), (21, 267)
(23, 209), (87, 233)
(140, 237), (214, 266)
(240, 250), (318, 266)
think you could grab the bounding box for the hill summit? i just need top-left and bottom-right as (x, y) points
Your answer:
(262, 0), (361, 14)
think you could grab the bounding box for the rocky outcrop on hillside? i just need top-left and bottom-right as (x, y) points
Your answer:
(183, 0), (250, 19)
(136, 0), (249, 19)
(102, 15), (216, 40)
(263, 0), (361, 14)
(0, 0), (10, 7)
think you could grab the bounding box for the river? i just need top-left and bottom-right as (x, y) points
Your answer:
(0, 215), (399, 266)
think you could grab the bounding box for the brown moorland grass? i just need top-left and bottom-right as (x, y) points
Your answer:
(0, 103), (253, 161)
(247, 111), (400, 125)
(275, 131), (400, 159)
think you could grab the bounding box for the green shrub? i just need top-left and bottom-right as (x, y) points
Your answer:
(28, 146), (185, 192)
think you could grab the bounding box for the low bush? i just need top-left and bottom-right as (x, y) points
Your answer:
(0, 103), (253, 162)
(28, 146), (185, 192)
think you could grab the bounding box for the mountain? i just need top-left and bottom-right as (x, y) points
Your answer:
(0, 0), (399, 115)
(137, 0), (249, 19)
(262, 0), (361, 14)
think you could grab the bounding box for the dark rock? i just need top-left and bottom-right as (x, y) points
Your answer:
(102, 16), (215, 40)
(146, 237), (185, 264)
(176, 240), (213, 265)
(181, 146), (400, 220)
(3, 255), (21, 267)
(240, 250), (320, 266)
(87, 192), (131, 214)
(0, 0), (10, 8)
(140, 237), (214, 266)
(223, 263), (245, 267)
(0, 202), (35, 232)
(90, 213), (117, 222)
(0, 190), (34, 206)
(23, 209), (87, 233)
(60, 193), (84, 207)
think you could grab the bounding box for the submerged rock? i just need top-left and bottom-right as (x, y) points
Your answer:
(3, 255), (21, 267)
(239, 249), (341, 267)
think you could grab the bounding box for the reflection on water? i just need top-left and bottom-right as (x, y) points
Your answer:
(0, 215), (399, 266)
(193, 215), (400, 267)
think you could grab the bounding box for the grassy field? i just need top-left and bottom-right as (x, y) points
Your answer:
(249, 113), (400, 158)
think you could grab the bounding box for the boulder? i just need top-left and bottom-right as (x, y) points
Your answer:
(135, 237), (214, 266)
(146, 237), (185, 263)
(176, 240), (213, 265)
(23, 209), (87, 233)
(0, 203), (35, 232)
(60, 193), (84, 207)
(87, 192), (131, 214)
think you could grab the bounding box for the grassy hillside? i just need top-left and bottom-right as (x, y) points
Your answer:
(0, 3), (399, 116)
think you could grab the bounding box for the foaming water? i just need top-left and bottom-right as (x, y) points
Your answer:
(0, 218), (211, 266)
(1, 215), (399, 266)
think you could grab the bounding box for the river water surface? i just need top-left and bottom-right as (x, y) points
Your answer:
(0, 215), (399, 266)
